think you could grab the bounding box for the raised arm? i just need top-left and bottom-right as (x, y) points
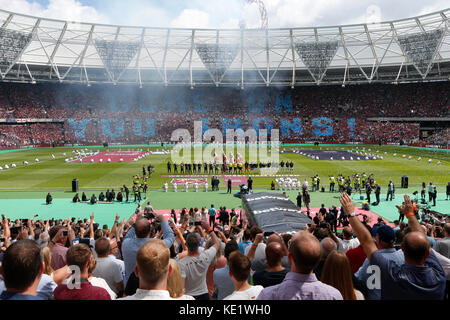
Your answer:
(27, 219), (35, 240)
(201, 221), (220, 251)
(2, 214), (11, 249)
(89, 213), (94, 239)
(67, 221), (75, 245)
(155, 213), (175, 248)
(109, 214), (120, 239)
(216, 230), (229, 244)
(340, 193), (377, 259)
(396, 195), (420, 232)
(170, 219), (188, 252)
(325, 223), (340, 246)
(247, 233), (264, 261)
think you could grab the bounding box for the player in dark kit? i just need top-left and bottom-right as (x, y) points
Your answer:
(167, 161), (172, 173)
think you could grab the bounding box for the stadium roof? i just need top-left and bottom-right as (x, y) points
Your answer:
(0, 8), (450, 87)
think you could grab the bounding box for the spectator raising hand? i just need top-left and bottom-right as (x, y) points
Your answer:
(340, 192), (446, 300)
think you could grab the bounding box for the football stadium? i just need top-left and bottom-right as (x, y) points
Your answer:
(0, 2), (449, 303)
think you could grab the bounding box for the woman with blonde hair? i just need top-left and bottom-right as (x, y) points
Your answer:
(42, 246), (71, 285)
(167, 259), (195, 300)
(321, 250), (364, 300)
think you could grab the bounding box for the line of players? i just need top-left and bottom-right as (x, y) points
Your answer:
(166, 160), (294, 174)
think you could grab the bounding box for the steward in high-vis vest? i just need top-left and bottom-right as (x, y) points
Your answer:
(329, 176), (335, 192)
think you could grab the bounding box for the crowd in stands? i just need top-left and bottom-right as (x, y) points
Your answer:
(424, 128), (450, 146)
(0, 123), (64, 147)
(1, 192), (449, 301)
(29, 123), (65, 145)
(0, 82), (448, 146)
(0, 125), (32, 147)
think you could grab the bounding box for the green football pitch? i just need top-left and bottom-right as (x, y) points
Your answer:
(0, 144), (448, 227)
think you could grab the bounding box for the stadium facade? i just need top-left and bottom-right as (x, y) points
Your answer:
(0, 8), (449, 87)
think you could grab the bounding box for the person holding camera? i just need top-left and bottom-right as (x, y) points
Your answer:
(121, 211), (175, 287)
(48, 226), (71, 270)
(178, 221), (221, 300)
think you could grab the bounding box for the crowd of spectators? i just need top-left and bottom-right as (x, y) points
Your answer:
(424, 128), (450, 146)
(0, 125), (32, 147)
(0, 124), (65, 147)
(0, 193), (449, 300)
(0, 82), (448, 146)
(29, 123), (65, 145)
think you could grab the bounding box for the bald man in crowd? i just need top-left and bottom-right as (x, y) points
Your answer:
(119, 239), (173, 300)
(340, 193), (446, 300)
(253, 241), (289, 288)
(247, 233), (291, 272)
(257, 231), (343, 300)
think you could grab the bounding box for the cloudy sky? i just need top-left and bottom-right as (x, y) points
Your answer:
(0, 0), (449, 28)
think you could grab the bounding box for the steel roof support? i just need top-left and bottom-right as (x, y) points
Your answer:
(240, 28), (244, 89)
(1, 19), (39, 79)
(266, 28), (270, 86)
(48, 22), (67, 80)
(289, 29), (296, 87)
(162, 29), (170, 86)
(62, 25), (94, 80)
(1, 13), (13, 28)
(189, 29), (195, 88)
(136, 28), (146, 87)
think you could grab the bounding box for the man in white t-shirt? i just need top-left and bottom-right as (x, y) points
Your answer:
(178, 221), (221, 300)
(333, 226), (360, 253)
(224, 251), (263, 300)
(92, 238), (124, 295)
